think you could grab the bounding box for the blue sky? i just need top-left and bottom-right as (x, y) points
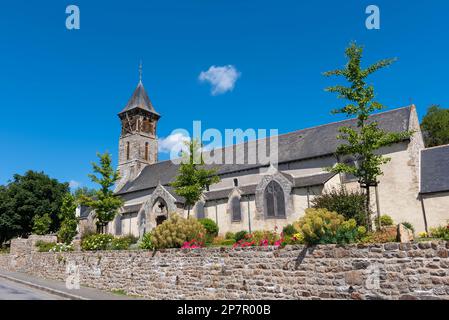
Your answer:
(0, 0), (448, 189)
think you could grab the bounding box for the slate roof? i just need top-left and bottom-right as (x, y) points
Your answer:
(116, 106), (413, 195)
(119, 81), (159, 116)
(420, 144), (449, 194)
(204, 185), (258, 201)
(291, 172), (337, 188)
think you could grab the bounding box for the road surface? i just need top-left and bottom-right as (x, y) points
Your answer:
(0, 278), (63, 300)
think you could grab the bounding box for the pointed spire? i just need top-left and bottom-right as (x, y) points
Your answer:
(139, 60), (143, 83)
(118, 62), (160, 116)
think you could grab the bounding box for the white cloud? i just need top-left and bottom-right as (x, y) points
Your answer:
(69, 180), (81, 189)
(199, 65), (241, 95)
(158, 132), (191, 154)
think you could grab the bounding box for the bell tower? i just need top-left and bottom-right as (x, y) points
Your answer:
(116, 64), (160, 189)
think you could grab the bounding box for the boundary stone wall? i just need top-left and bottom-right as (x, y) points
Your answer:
(0, 241), (448, 300)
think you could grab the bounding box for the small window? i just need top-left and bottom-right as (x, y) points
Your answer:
(231, 197), (242, 222)
(126, 141), (130, 160)
(145, 142), (149, 161)
(233, 178), (239, 187)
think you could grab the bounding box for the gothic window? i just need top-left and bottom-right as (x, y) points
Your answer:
(126, 141), (130, 160)
(231, 197), (242, 222)
(145, 142), (149, 161)
(264, 181), (286, 218)
(196, 201), (205, 219)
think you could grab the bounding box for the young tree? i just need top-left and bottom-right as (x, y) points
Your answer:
(58, 193), (79, 244)
(32, 213), (52, 235)
(421, 105), (449, 147)
(171, 140), (220, 217)
(80, 152), (123, 233)
(324, 42), (412, 231)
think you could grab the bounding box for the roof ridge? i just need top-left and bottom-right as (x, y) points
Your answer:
(421, 143), (449, 151)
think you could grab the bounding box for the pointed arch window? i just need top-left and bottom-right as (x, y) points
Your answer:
(231, 196), (242, 222)
(264, 181), (286, 218)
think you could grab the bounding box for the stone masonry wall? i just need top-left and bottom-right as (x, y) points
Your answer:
(0, 242), (448, 300)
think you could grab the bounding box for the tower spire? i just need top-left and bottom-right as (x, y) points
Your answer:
(139, 60), (143, 83)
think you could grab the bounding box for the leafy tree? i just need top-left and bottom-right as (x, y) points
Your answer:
(324, 42), (412, 231)
(32, 213), (52, 235)
(171, 140), (220, 217)
(0, 171), (69, 244)
(73, 187), (97, 202)
(58, 193), (79, 244)
(421, 105), (449, 147)
(80, 152), (123, 233)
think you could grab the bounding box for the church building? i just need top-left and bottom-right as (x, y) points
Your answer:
(79, 76), (449, 237)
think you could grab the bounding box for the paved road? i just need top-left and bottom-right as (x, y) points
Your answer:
(0, 278), (63, 300)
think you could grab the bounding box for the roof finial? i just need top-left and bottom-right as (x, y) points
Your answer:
(139, 60), (143, 83)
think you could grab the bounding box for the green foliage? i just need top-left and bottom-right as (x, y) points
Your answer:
(79, 152), (123, 232)
(282, 224), (297, 236)
(311, 186), (367, 226)
(110, 236), (132, 250)
(32, 213), (52, 235)
(199, 218), (219, 239)
(225, 232), (235, 240)
(58, 193), (79, 244)
(250, 230), (279, 245)
(234, 230), (248, 242)
(0, 171), (69, 244)
(421, 105), (449, 147)
(73, 187), (97, 202)
(380, 215), (394, 227)
(151, 214), (206, 249)
(324, 42), (413, 230)
(81, 233), (114, 251)
(295, 208), (364, 245)
(430, 222), (449, 240)
(219, 239), (236, 246)
(35, 240), (57, 252)
(49, 243), (73, 252)
(400, 221), (415, 233)
(171, 140), (220, 216)
(139, 232), (153, 250)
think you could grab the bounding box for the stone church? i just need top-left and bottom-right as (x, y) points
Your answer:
(79, 78), (449, 237)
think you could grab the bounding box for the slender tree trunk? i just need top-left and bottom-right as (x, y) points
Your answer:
(366, 186), (372, 232)
(187, 206), (190, 218)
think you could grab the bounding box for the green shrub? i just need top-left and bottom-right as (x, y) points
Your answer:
(250, 230), (279, 245)
(400, 222), (415, 233)
(295, 208), (365, 245)
(49, 243), (73, 252)
(199, 218), (219, 236)
(219, 239), (236, 246)
(199, 218), (219, 244)
(32, 213), (52, 235)
(380, 215), (394, 227)
(81, 234), (114, 251)
(58, 219), (78, 245)
(110, 236), (132, 250)
(139, 232), (153, 250)
(234, 230), (248, 242)
(311, 186), (367, 226)
(35, 240), (57, 252)
(151, 214), (206, 249)
(282, 224), (297, 236)
(430, 222), (449, 240)
(225, 232), (235, 240)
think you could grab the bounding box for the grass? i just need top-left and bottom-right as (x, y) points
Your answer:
(111, 289), (127, 296)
